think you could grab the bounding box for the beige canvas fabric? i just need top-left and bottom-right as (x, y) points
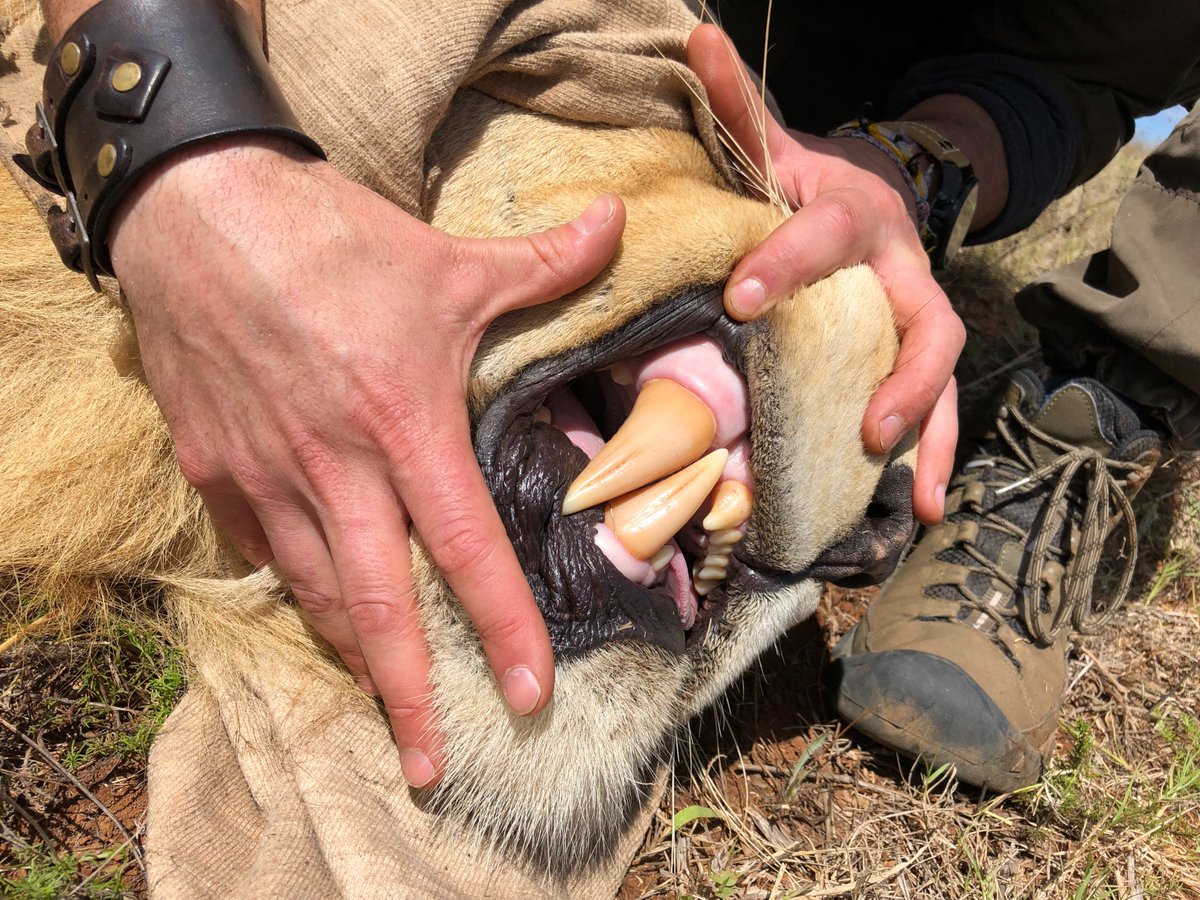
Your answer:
(264, 0), (728, 216)
(0, 1), (721, 895)
(143, 580), (665, 898)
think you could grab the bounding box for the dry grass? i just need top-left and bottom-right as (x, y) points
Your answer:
(4, 144), (1198, 898)
(622, 143), (1200, 899)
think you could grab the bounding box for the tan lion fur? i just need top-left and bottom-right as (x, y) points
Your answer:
(0, 34), (905, 889)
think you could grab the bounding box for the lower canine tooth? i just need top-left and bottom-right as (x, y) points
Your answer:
(604, 449), (728, 560)
(703, 480), (753, 531)
(562, 379), (717, 515)
(650, 545), (675, 572)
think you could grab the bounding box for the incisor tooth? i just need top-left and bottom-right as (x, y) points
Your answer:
(698, 565), (727, 581)
(562, 379), (716, 515)
(694, 578), (720, 597)
(709, 528), (744, 547)
(702, 480), (753, 531)
(604, 449), (728, 560)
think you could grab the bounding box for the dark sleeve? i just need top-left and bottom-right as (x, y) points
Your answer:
(886, 1), (1200, 242)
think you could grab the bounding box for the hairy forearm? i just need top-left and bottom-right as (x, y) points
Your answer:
(901, 94), (1009, 232)
(42, 0), (263, 41)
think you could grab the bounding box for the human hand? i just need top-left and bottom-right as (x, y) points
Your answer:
(688, 24), (962, 525)
(109, 138), (625, 787)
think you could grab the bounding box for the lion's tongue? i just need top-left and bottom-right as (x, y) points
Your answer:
(664, 547), (698, 629)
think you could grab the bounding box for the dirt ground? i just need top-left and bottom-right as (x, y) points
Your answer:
(3, 137), (1198, 897)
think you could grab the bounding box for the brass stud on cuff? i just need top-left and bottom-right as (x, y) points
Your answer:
(111, 61), (142, 92)
(60, 42), (82, 76)
(97, 143), (117, 177)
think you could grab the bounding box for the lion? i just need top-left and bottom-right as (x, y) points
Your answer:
(0, 1), (915, 895)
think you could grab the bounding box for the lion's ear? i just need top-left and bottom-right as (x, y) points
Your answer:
(804, 451), (916, 588)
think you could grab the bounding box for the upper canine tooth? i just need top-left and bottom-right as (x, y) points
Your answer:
(702, 480), (753, 531)
(562, 379), (716, 515)
(604, 449), (728, 559)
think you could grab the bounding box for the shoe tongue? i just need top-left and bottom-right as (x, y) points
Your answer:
(1019, 376), (1136, 468)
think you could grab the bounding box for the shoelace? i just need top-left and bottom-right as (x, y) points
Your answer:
(955, 401), (1142, 645)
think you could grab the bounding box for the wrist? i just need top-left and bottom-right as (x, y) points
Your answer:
(29, 0), (323, 287)
(824, 130), (923, 225)
(900, 96), (1007, 231)
(828, 115), (982, 270)
(110, 136), (325, 267)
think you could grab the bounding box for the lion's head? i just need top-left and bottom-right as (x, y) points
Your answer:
(406, 91), (915, 873)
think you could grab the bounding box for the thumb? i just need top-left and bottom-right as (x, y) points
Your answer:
(480, 194), (625, 319)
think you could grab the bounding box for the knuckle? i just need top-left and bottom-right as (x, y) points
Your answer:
(474, 609), (527, 647)
(945, 312), (968, 350)
(174, 443), (223, 492)
(342, 375), (430, 453)
(432, 517), (495, 579)
(382, 698), (428, 733)
(915, 381), (940, 411)
(344, 596), (418, 643)
(285, 430), (344, 482)
(524, 230), (576, 283)
(237, 535), (274, 566)
(291, 585), (343, 620)
(821, 193), (867, 246)
(225, 452), (286, 504)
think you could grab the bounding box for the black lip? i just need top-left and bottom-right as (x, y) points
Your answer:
(475, 284), (747, 658)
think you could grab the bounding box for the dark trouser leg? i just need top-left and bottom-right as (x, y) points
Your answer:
(1017, 104), (1200, 448)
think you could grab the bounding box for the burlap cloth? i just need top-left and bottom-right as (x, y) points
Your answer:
(0, 1), (726, 895)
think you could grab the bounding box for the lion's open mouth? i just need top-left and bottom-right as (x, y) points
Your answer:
(476, 285), (784, 658)
(550, 331), (751, 625)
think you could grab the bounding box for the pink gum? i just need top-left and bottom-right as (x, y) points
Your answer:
(634, 335), (749, 450)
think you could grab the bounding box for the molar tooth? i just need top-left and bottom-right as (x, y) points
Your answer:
(603, 449), (728, 560)
(609, 362), (634, 385)
(650, 545), (675, 572)
(702, 480), (753, 531)
(563, 379), (717, 515)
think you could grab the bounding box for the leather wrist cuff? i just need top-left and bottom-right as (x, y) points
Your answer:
(24, 0), (325, 289)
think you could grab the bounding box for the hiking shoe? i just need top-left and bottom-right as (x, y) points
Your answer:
(826, 371), (1164, 792)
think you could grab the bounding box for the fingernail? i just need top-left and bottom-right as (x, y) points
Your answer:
(503, 665), (542, 715)
(878, 414), (905, 452)
(400, 749), (437, 788)
(728, 277), (767, 318)
(572, 196), (615, 236)
(934, 482), (947, 515)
